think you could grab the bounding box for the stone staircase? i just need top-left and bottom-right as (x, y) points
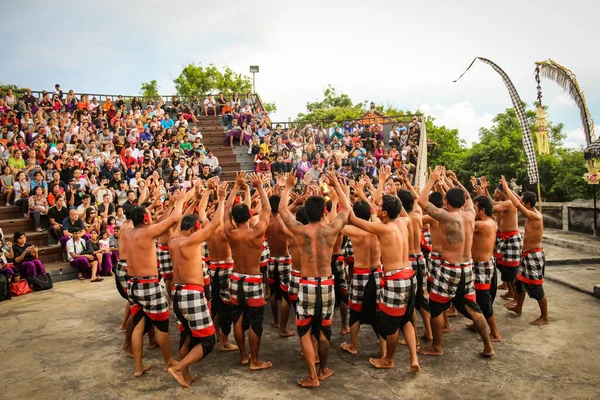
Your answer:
(0, 201), (77, 282)
(193, 115), (255, 181)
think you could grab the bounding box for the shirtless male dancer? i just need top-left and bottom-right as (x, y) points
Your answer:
(488, 179), (523, 301)
(422, 191), (453, 331)
(418, 168), (494, 357)
(198, 180), (238, 352)
(397, 176), (432, 342)
(469, 195), (502, 341)
(167, 181), (228, 388)
(266, 194), (296, 337)
(329, 204), (350, 336)
(279, 170), (350, 387)
(500, 177), (549, 325)
(115, 216), (134, 356)
(348, 186), (420, 372)
(224, 172), (272, 370)
(156, 203), (176, 304)
(340, 198), (383, 356)
(126, 193), (184, 377)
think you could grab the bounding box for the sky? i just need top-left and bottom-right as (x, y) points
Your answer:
(1, 0), (598, 148)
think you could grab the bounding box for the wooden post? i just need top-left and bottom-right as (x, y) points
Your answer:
(537, 182), (542, 213)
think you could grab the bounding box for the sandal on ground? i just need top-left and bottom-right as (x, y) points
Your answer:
(78, 274), (85, 280)
(91, 277), (104, 282)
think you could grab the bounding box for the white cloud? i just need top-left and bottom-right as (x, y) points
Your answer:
(563, 128), (587, 149)
(418, 102), (495, 146)
(550, 93), (574, 107)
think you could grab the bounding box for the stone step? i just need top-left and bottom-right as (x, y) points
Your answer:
(542, 231), (600, 256)
(45, 261), (79, 283)
(0, 217), (34, 235)
(0, 205), (24, 220)
(37, 244), (64, 264)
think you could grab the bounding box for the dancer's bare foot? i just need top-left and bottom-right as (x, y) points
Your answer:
(120, 323), (126, 331)
(369, 357), (394, 369)
(465, 323), (475, 332)
(480, 349), (495, 357)
(249, 360), (272, 371)
(443, 325), (451, 333)
(186, 375), (198, 385)
(478, 335), (503, 343)
(122, 345), (134, 358)
(500, 293), (513, 300)
(164, 360), (178, 372)
(168, 367), (190, 388)
(278, 329), (296, 338)
(421, 333), (433, 341)
(341, 342), (358, 355)
(340, 326), (350, 336)
(298, 377), (320, 388)
(530, 316), (549, 325)
(398, 338), (407, 346)
(446, 307), (458, 317)
(408, 361), (421, 373)
(504, 302), (522, 315)
(134, 364), (151, 377)
(498, 282), (508, 290)
(270, 321), (278, 329)
(219, 342), (239, 351)
(418, 345), (443, 356)
(318, 368), (334, 380)
(240, 355), (250, 365)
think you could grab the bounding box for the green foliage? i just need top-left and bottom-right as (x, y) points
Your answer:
(296, 85), (364, 123)
(0, 83), (28, 96)
(173, 63), (252, 97)
(262, 101), (278, 113)
(140, 80), (160, 100)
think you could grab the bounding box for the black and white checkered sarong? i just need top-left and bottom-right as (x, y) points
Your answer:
(172, 284), (215, 338)
(156, 246), (174, 279)
(127, 276), (170, 330)
(495, 231), (522, 267)
(348, 266), (382, 312)
(473, 257), (495, 290)
(517, 249), (545, 285)
(115, 260), (128, 300)
(429, 260), (476, 303)
(378, 268), (415, 316)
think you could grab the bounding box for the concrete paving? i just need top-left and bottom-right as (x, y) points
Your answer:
(545, 264), (600, 297)
(1, 279), (600, 400)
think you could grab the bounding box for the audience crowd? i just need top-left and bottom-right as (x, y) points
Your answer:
(0, 84), (422, 285)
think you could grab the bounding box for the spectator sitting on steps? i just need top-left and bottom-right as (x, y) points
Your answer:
(204, 150), (222, 178)
(204, 94), (216, 116)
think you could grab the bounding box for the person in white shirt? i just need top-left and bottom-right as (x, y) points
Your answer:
(188, 126), (203, 141)
(204, 150), (221, 178)
(204, 94), (216, 116)
(175, 114), (188, 129)
(67, 228), (102, 282)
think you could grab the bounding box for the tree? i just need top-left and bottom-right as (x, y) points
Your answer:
(296, 85), (364, 123)
(173, 63), (252, 97)
(140, 80), (160, 100)
(262, 101), (277, 113)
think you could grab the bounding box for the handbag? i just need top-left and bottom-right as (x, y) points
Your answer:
(10, 280), (32, 296)
(27, 273), (53, 291)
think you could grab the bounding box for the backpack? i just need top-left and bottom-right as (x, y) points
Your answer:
(0, 274), (11, 301)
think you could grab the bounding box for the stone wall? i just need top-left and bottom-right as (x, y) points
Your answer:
(517, 200), (598, 235)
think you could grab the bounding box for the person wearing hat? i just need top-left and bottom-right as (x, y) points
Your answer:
(364, 159), (377, 179)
